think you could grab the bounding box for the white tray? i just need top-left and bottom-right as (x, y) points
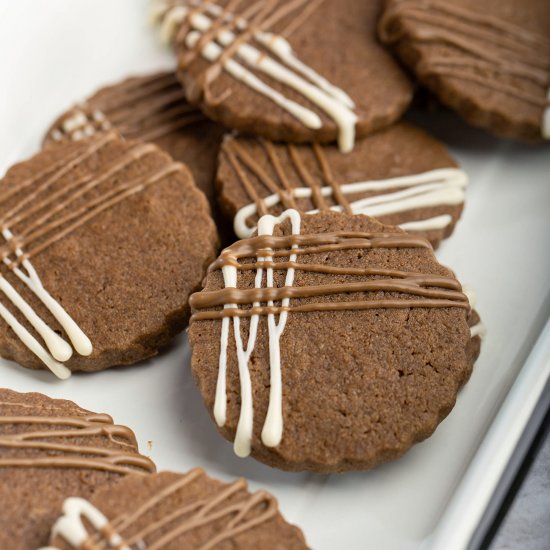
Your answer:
(1, 1), (549, 548)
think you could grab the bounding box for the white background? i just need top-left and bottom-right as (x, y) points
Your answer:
(1, 1), (549, 548)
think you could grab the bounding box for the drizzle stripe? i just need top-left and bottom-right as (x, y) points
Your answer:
(225, 136), (467, 239)
(160, 0), (358, 151)
(191, 279), (468, 309)
(0, 412), (155, 474)
(50, 469), (279, 550)
(51, 72), (206, 144)
(190, 209), (468, 455)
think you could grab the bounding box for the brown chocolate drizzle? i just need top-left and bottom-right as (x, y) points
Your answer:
(0, 402), (155, 475)
(0, 133), (182, 266)
(379, 0), (550, 111)
(209, 231), (432, 264)
(288, 144), (328, 211)
(312, 142), (351, 213)
(224, 136), (347, 222)
(50, 72), (207, 144)
(190, 226), (468, 322)
(58, 469), (278, 550)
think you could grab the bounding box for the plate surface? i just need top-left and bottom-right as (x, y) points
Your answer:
(1, 2), (549, 549)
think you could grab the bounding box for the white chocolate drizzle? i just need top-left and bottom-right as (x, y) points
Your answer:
(41, 497), (130, 550)
(216, 209), (301, 457)
(0, 295), (70, 380)
(56, 108), (111, 142)
(463, 286), (486, 339)
(2, 228), (92, 358)
(0, 229), (89, 380)
(233, 167), (468, 238)
(152, 0), (358, 152)
(543, 88), (550, 139)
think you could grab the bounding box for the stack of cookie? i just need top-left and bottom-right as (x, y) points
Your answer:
(2, 0), (546, 547)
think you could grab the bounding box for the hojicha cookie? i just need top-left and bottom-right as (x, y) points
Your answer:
(0, 132), (218, 377)
(0, 388), (155, 550)
(217, 123), (467, 249)
(152, 0), (413, 152)
(188, 209), (483, 472)
(46, 470), (308, 549)
(44, 71), (226, 207)
(378, 0), (550, 142)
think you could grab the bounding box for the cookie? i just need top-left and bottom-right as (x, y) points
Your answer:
(152, 0), (413, 152)
(0, 133), (218, 376)
(378, 0), (550, 142)
(217, 123), (467, 249)
(0, 388), (155, 550)
(44, 71), (226, 207)
(46, 469), (308, 549)
(188, 209), (483, 472)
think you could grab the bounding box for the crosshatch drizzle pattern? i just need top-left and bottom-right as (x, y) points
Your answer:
(152, 0), (359, 151)
(190, 209), (471, 457)
(221, 136), (467, 239)
(46, 470), (280, 550)
(49, 72), (208, 144)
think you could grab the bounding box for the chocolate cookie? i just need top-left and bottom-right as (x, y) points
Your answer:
(47, 470), (308, 549)
(152, 0), (413, 152)
(44, 71), (226, 207)
(188, 210), (483, 472)
(0, 388), (155, 550)
(217, 123), (467, 249)
(0, 133), (218, 376)
(378, 0), (550, 142)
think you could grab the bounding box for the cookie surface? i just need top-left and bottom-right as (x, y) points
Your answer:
(378, 0), (550, 142)
(0, 388), (155, 550)
(217, 123), (467, 249)
(188, 210), (482, 472)
(44, 71), (226, 206)
(47, 470), (308, 549)
(154, 0), (412, 152)
(0, 133), (218, 375)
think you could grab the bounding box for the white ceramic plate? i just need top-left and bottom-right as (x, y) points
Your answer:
(1, 2), (549, 548)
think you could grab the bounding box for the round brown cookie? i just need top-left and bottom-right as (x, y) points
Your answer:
(0, 388), (155, 550)
(47, 470), (308, 549)
(188, 210), (483, 472)
(378, 0), (550, 142)
(217, 123), (467, 249)
(152, 0), (413, 152)
(0, 133), (218, 376)
(43, 71), (226, 208)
